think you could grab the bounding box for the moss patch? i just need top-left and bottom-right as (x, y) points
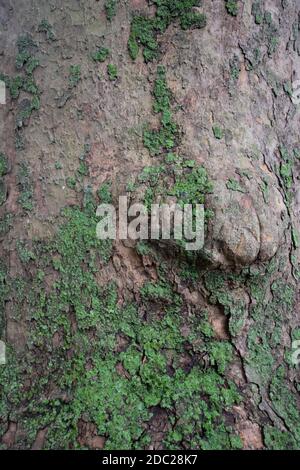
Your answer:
(128, 1), (206, 62)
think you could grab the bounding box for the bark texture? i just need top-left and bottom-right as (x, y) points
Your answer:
(0, 0), (300, 450)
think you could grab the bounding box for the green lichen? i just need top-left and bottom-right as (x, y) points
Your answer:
(128, 1), (207, 62)
(277, 145), (296, 207)
(97, 182), (112, 204)
(0, 35), (41, 151)
(0, 214), (12, 239)
(292, 227), (300, 249)
(0, 194), (241, 449)
(169, 165), (213, 207)
(17, 241), (36, 264)
(229, 55), (241, 82)
(252, 2), (263, 25)
(105, 0), (118, 22)
(0, 180), (7, 206)
(0, 154), (8, 177)
(17, 162), (34, 211)
(180, 12), (206, 30)
(38, 19), (55, 41)
(91, 47), (110, 62)
(226, 178), (246, 193)
(107, 63), (118, 81)
(15, 34), (37, 70)
(69, 65), (81, 89)
(225, 0), (239, 16)
(143, 66), (178, 155)
(212, 125), (223, 140)
(263, 365), (300, 449)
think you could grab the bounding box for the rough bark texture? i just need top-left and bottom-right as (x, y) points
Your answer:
(0, 0), (300, 450)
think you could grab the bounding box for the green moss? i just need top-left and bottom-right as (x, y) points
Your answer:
(0, 180), (7, 206)
(263, 13), (279, 56)
(264, 11), (272, 26)
(263, 366), (300, 449)
(55, 161), (63, 170)
(292, 227), (300, 249)
(283, 81), (293, 98)
(208, 342), (234, 374)
(17, 241), (36, 264)
(280, 160), (293, 190)
(248, 6), (279, 59)
(25, 57), (39, 75)
(153, 65), (171, 112)
(77, 161), (88, 177)
(226, 178), (246, 193)
(245, 261), (295, 385)
(229, 55), (240, 81)
(169, 165), (213, 206)
(17, 162), (34, 211)
(91, 47), (110, 62)
(15, 34), (36, 70)
(65, 146), (91, 191)
(179, 261), (199, 283)
(140, 280), (179, 304)
(15, 131), (25, 151)
(0, 225), (241, 449)
(276, 145), (296, 207)
(128, 16), (159, 62)
(16, 95), (40, 126)
(204, 269), (253, 341)
(7, 75), (23, 99)
(263, 426), (298, 450)
(163, 369), (241, 450)
(105, 0), (118, 22)
(0, 263), (8, 337)
(0, 213), (12, 238)
(212, 125), (223, 140)
(97, 182), (112, 204)
(180, 12), (206, 30)
(0, 153), (8, 177)
(138, 165), (165, 185)
(136, 241), (152, 257)
(143, 126), (177, 156)
(251, 2), (263, 24)
(0, 348), (23, 433)
(22, 76), (37, 95)
(128, 1), (206, 62)
(204, 262), (296, 410)
(107, 63), (118, 81)
(0, 35), (41, 152)
(260, 178), (269, 203)
(68, 65), (81, 89)
(143, 66), (178, 155)
(225, 0), (239, 16)
(38, 19), (55, 41)
(0, 73), (39, 101)
(204, 271), (239, 318)
(293, 148), (300, 159)
(271, 279), (294, 311)
(128, 32), (140, 61)
(66, 176), (76, 190)
(0, 171), (240, 449)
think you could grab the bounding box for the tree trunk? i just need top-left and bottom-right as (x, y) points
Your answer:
(0, 0), (300, 450)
